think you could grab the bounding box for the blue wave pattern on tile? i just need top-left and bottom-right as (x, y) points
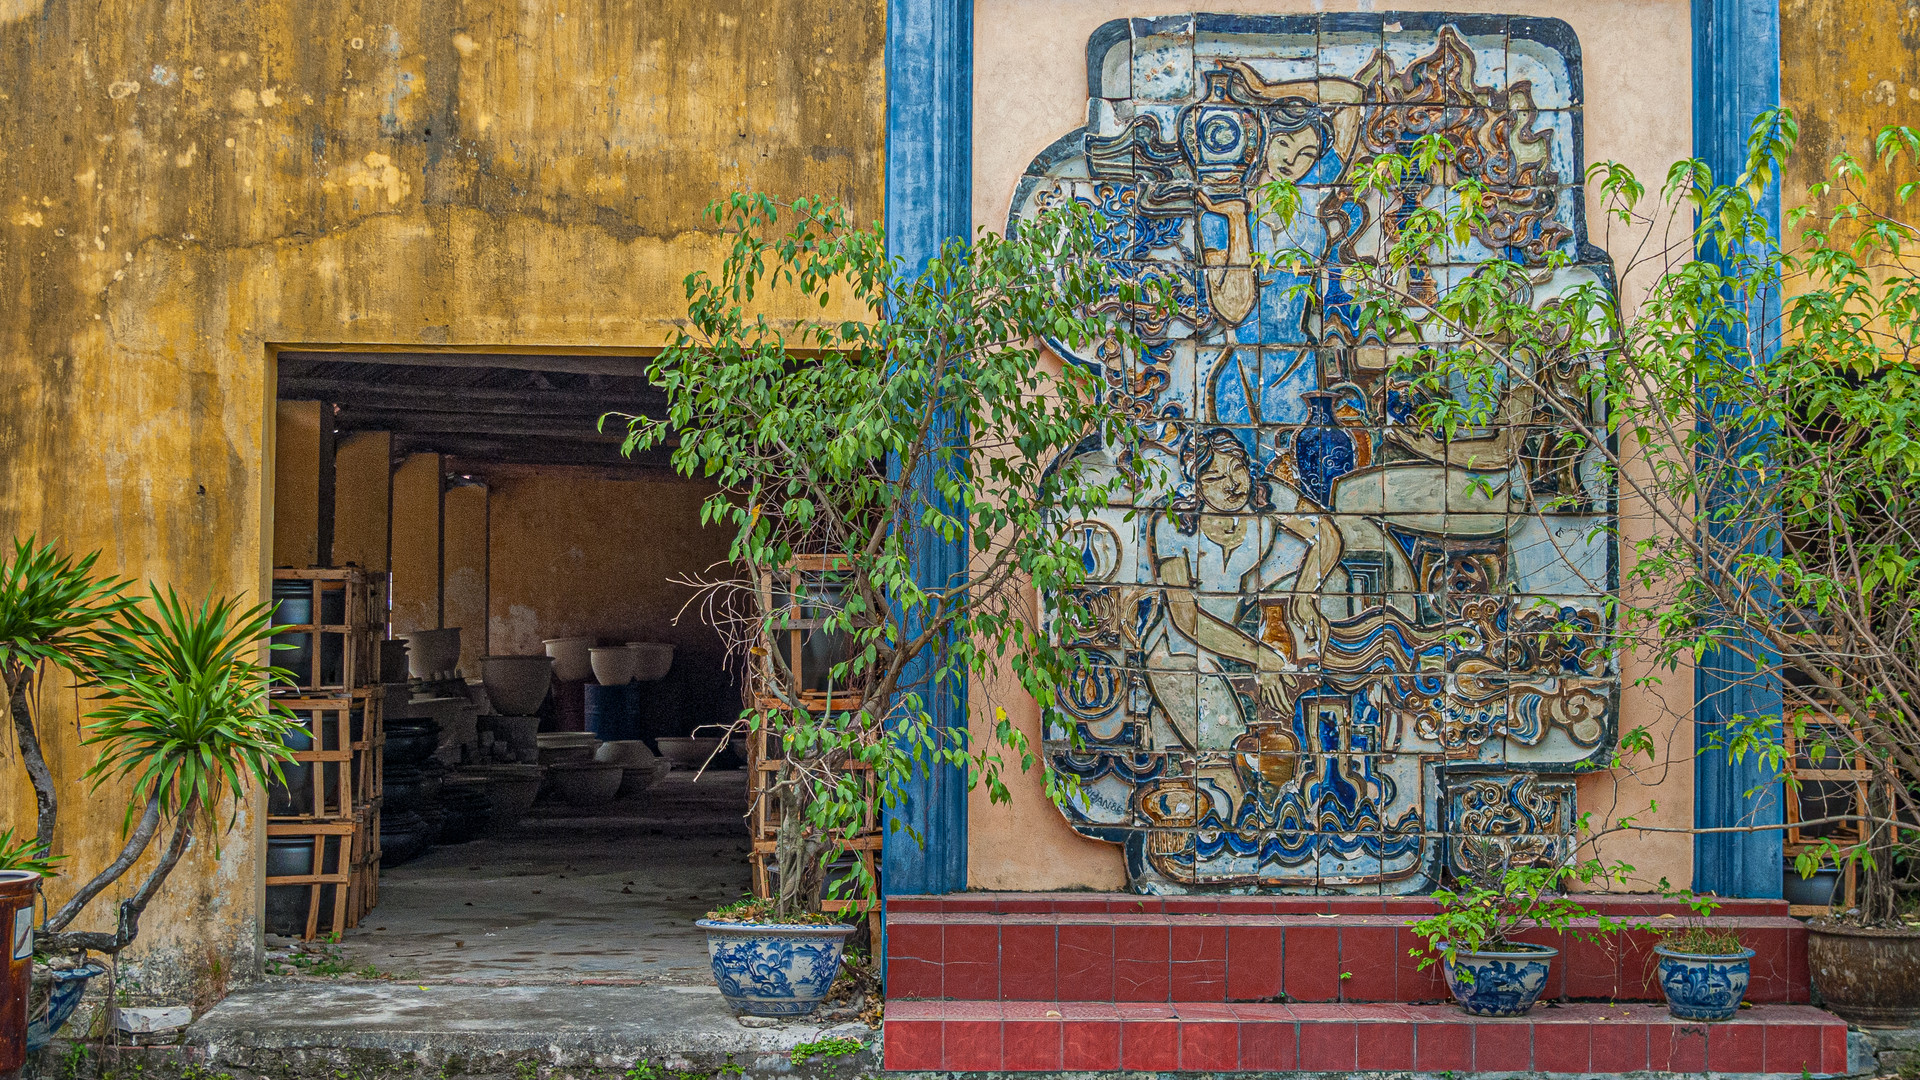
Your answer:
(1011, 13), (1616, 894)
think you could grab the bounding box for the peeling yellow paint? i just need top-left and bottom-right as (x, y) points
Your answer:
(13, 209), (43, 226)
(107, 79), (139, 99)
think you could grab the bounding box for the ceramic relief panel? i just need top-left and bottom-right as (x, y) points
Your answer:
(1015, 13), (1615, 894)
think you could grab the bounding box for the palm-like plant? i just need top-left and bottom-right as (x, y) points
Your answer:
(1, 537), (295, 958)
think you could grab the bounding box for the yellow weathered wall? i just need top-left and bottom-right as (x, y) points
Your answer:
(442, 483), (488, 673)
(332, 431), (392, 617)
(0, 0), (883, 995)
(389, 451), (444, 639)
(1782, 1), (1919, 231)
(272, 400), (324, 568)
(485, 469), (737, 734)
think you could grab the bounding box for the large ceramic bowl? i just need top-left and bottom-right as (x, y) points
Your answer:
(1655, 946), (1754, 1021)
(657, 736), (723, 770)
(1442, 943), (1558, 1017)
(589, 646), (641, 686)
(696, 920), (856, 1017)
(481, 655), (554, 715)
(550, 761), (623, 806)
(402, 628), (461, 679)
(470, 764), (545, 827)
(625, 642), (675, 682)
(543, 637), (594, 682)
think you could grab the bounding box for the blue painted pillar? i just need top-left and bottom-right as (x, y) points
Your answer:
(1691, 0), (1784, 899)
(881, 0), (971, 897)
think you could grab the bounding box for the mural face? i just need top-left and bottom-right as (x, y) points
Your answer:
(1014, 14), (1615, 894)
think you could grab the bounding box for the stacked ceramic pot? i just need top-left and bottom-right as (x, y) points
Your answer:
(381, 717), (440, 867)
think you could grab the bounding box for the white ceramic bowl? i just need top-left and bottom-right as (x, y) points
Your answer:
(589, 646), (641, 686)
(543, 637), (595, 682)
(624, 642), (675, 682)
(550, 762), (624, 806)
(656, 736), (723, 770)
(402, 628), (462, 679)
(489, 715), (541, 752)
(594, 740), (657, 766)
(481, 655), (554, 716)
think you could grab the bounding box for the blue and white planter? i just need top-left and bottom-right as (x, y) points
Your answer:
(696, 919), (855, 1017)
(27, 962), (108, 1052)
(1443, 943), (1558, 1017)
(1655, 946), (1754, 1022)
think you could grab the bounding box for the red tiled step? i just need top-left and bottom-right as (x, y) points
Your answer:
(885, 909), (1809, 1004)
(887, 892), (1792, 917)
(882, 1000), (1850, 1075)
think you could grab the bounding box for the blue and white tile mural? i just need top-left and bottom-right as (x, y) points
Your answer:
(1014, 13), (1615, 894)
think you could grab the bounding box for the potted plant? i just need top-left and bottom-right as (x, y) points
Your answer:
(1259, 112), (1920, 1026)
(615, 194), (1163, 1015)
(1, 538), (294, 1054)
(1653, 896), (1754, 1022)
(1411, 862), (1641, 1017)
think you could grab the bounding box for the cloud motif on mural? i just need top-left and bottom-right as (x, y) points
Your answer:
(1014, 13), (1617, 894)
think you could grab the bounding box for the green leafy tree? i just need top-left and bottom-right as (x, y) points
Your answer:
(1260, 113), (1919, 923)
(1, 537), (295, 957)
(614, 194), (1161, 918)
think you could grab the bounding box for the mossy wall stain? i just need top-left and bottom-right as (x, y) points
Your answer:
(1782, 1), (1920, 227)
(0, 0), (882, 996)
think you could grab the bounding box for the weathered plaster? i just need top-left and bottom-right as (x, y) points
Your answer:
(0, 0), (883, 996)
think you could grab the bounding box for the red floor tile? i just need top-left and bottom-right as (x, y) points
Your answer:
(942, 1018), (1002, 1071)
(1563, 930), (1624, 999)
(1414, 1018), (1474, 1071)
(942, 923), (1000, 999)
(1355, 1019), (1415, 1070)
(1340, 925), (1400, 1001)
(1396, 928), (1451, 1002)
(1225, 924), (1283, 1001)
(1056, 923), (1114, 1001)
(883, 1018), (941, 1070)
(998, 923), (1057, 1000)
(1651, 1022), (1708, 1072)
(1119, 1015), (1180, 1070)
(1238, 1015), (1298, 1070)
(1765, 1020), (1825, 1075)
(884, 921), (943, 999)
(1297, 1017), (1358, 1070)
(1170, 923), (1227, 1000)
(1283, 926), (1340, 1002)
(1179, 1018), (1239, 1070)
(1002, 1017), (1061, 1070)
(1708, 1021), (1768, 1073)
(1532, 1018), (1590, 1073)
(1588, 1014), (1652, 1072)
(1473, 1020), (1533, 1072)
(1113, 922), (1172, 1002)
(1060, 1019), (1120, 1070)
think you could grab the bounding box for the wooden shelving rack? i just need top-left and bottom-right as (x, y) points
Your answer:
(747, 556), (882, 941)
(1781, 707), (1873, 917)
(267, 568), (386, 938)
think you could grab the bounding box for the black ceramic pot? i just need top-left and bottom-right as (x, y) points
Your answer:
(379, 809), (433, 868)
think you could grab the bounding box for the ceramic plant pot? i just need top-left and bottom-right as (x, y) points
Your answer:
(625, 642), (675, 682)
(657, 736), (722, 771)
(472, 764), (545, 828)
(696, 920), (856, 1017)
(1809, 922), (1920, 1027)
(536, 731), (597, 766)
(550, 761), (624, 806)
(1443, 943), (1558, 1017)
(543, 637), (594, 682)
(402, 628), (462, 679)
(589, 646), (640, 686)
(1782, 866), (1842, 908)
(481, 655), (553, 716)
(1655, 946), (1754, 1021)
(26, 963), (108, 1053)
(490, 715), (541, 753)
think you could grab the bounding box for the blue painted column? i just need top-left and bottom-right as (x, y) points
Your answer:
(881, 0), (972, 897)
(1691, 0), (1784, 899)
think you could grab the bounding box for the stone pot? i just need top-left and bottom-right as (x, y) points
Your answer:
(616, 766), (657, 799)
(589, 646), (640, 686)
(657, 736), (723, 771)
(1655, 946), (1754, 1021)
(402, 628), (462, 679)
(1783, 866), (1842, 908)
(379, 809), (433, 867)
(625, 642), (675, 682)
(472, 764), (545, 827)
(1809, 921), (1920, 1027)
(482, 655), (553, 716)
(543, 637), (594, 682)
(1443, 942), (1557, 1017)
(550, 761), (624, 806)
(697, 920), (856, 1017)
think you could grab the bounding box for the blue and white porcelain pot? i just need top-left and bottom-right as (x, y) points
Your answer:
(696, 919), (855, 1017)
(26, 962), (108, 1052)
(1443, 942), (1558, 1017)
(1654, 946), (1754, 1022)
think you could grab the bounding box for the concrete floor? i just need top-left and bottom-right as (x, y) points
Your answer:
(324, 768), (752, 985)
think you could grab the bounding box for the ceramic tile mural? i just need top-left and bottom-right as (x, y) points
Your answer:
(1013, 13), (1616, 894)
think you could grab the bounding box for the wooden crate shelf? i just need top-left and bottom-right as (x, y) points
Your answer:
(265, 821), (356, 940)
(269, 691), (385, 823)
(271, 568), (377, 692)
(1782, 709), (1873, 916)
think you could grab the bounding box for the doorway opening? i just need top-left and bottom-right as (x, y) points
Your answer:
(267, 349), (748, 984)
